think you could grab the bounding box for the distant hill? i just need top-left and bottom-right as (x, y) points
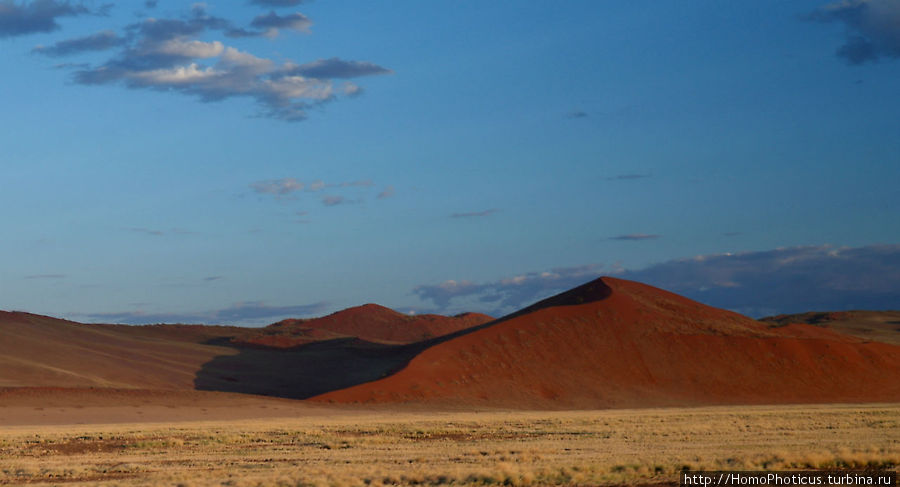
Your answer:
(0, 311), (234, 389)
(234, 304), (493, 347)
(760, 310), (900, 345)
(313, 277), (900, 408)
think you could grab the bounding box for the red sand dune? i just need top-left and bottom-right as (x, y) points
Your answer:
(313, 277), (900, 408)
(236, 304), (494, 346)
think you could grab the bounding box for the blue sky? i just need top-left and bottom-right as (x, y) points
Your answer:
(1, 0), (898, 324)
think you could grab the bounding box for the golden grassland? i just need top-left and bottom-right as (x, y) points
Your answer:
(1, 404), (899, 487)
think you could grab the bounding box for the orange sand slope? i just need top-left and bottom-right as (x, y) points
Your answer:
(313, 277), (900, 408)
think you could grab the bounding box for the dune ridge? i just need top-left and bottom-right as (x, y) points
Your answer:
(313, 277), (900, 408)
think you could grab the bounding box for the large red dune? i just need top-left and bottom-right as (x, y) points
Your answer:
(312, 277), (900, 408)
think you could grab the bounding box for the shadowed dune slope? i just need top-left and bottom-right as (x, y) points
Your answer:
(236, 304), (494, 346)
(312, 277), (900, 408)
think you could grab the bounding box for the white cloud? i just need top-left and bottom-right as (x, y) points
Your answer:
(129, 63), (219, 85)
(155, 39), (224, 58)
(57, 5), (390, 121)
(251, 178), (303, 195)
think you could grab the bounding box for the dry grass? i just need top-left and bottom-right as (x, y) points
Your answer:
(1, 403), (898, 486)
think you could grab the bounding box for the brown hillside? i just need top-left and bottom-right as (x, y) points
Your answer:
(761, 310), (900, 346)
(0, 312), (236, 389)
(313, 277), (900, 408)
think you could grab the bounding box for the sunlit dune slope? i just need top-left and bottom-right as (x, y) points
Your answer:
(0, 311), (235, 389)
(313, 277), (900, 408)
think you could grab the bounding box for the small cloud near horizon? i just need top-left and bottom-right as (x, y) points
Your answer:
(24, 274), (67, 280)
(606, 173), (651, 181)
(127, 227), (164, 236)
(609, 233), (661, 241)
(451, 209), (498, 218)
(249, 0), (308, 6)
(377, 185), (395, 199)
(74, 300), (329, 326)
(251, 178), (304, 196)
(321, 195), (346, 206)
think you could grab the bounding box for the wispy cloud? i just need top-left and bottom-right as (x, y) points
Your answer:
(0, 0), (101, 39)
(125, 227), (193, 236)
(251, 10), (310, 34)
(24, 274), (67, 279)
(127, 227), (164, 236)
(77, 300), (328, 325)
(809, 0), (900, 65)
(606, 173), (651, 181)
(250, 177), (304, 195)
(377, 185), (395, 199)
(229, 10), (312, 38)
(250, 177), (380, 212)
(336, 179), (374, 188)
(32, 30), (123, 56)
(203, 276), (224, 282)
(322, 195), (358, 206)
(250, 0), (308, 6)
(285, 58), (393, 79)
(609, 233), (660, 241)
(566, 110), (588, 119)
(451, 209), (498, 218)
(250, 178), (376, 197)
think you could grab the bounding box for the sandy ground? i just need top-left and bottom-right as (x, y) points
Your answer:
(0, 389), (346, 426)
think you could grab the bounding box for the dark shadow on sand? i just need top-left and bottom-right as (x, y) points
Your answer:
(193, 338), (421, 399)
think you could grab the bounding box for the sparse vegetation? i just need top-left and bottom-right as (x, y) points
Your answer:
(1, 403), (898, 486)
